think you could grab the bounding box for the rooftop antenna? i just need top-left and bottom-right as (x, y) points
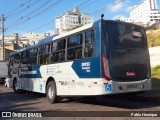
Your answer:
(100, 14), (104, 19)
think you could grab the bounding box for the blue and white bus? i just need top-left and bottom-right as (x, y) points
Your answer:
(7, 19), (151, 103)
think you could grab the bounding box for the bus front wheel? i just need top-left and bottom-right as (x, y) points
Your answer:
(13, 80), (20, 93)
(46, 81), (58, 103)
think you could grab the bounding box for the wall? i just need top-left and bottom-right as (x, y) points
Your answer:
(0, 48), (13, 61)
(149, 46), (160, 67)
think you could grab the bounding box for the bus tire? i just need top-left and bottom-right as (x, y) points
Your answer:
(13, 79), (20, 94)
(46, 81), (58, 103)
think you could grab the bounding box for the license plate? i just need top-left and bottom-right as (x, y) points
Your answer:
(126, 84), (137, 89)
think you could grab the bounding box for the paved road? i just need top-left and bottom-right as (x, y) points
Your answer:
(0, 83), (160, 119)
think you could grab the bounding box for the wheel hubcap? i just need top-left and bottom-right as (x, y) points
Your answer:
(15, 82), (18, 90)
(48, 86), (54, 99)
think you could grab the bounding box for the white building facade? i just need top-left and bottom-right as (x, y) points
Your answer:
(115, 17), (132, 23)
(130, 0), (160, 23)
(56, 8), (93, 33)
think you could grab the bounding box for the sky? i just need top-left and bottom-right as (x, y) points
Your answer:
(0, 0), (160, 37)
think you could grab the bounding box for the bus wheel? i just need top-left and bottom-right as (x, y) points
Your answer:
(46, 81), (58, 103)
(13, 80), (20, 93)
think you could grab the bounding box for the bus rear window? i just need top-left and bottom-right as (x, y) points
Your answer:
(106, 22), (146, 48)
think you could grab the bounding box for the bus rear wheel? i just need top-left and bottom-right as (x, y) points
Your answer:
(46, 81), (58, 103)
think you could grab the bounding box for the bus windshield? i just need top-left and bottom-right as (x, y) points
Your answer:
(106, 22), (147, 49)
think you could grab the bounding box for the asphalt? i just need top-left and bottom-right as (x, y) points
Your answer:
(137, 88), (160, 98)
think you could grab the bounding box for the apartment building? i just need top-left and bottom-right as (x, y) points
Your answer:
(56, 8), (93, 33)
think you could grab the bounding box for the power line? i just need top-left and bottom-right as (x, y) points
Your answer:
(6, 0), (33, 18)
(7, 0), (53, 29)
(80, 0), (99, 10)
(77, 0), (91, 8)
(7, 0), (126, 36)
(6, 0), (40, 19)
(28, 0), (63, 19)
(28, 0), (93, 32)
(30, 19), (56, 32)
(28, 0), (126, 33)
(7, 0), (93, 32)
(68, 0), (92, 12)
(7, 0), (64, 30)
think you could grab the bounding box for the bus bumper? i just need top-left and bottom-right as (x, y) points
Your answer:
(103, 79), (151, 94)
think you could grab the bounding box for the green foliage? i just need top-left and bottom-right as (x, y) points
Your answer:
(151, 65), (160, 79)
(147, 25), (160, 47)
(151, 25), (159, 30)
(151, 65), (160, 89)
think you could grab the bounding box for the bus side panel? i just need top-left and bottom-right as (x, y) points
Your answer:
(67, 21), (102, 95)
(38, 63), (69, 95)
(18, 66), (41, 91)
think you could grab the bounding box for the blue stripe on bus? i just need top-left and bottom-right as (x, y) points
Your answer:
(19, 66), (42, 78)
(71, 58), (101, 78)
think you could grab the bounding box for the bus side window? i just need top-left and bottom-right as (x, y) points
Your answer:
(51, 39), (66, 63)
(67, 34), (82, 60)
(84, 30), (95, 58)
(44, 44), (50, 64)
(59, 51), (65, 61)
(51, 52), (59, 62)
(38, 46), (45, 64)
(29, 48), (38, 65)
(67, 47), (82, 60)
(14, 53), (20, 68)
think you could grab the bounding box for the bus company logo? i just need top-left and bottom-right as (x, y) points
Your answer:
(126, 71), (136, 76)
(21, 67), (28, 71)
(59, 81), (68, 86)
(59, 81), (84, 87)
(21, 71), (37, 75)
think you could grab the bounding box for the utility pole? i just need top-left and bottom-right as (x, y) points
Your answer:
(0, 14), (6, 61)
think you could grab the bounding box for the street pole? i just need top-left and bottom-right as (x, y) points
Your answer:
(1, 14), (5, 61)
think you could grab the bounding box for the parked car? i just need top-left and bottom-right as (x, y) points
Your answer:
(0, 61), (8, 82)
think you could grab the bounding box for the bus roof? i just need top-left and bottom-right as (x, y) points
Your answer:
(10, 19), (144, 56)
(10, 22), (94, 56)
